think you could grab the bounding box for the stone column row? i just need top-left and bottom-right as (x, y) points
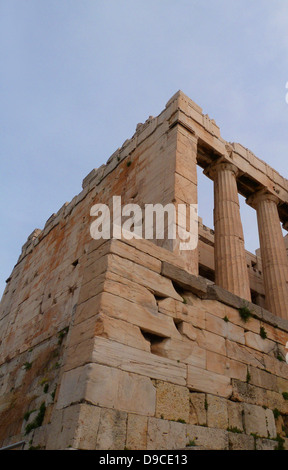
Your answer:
(204, 158), (288, 319)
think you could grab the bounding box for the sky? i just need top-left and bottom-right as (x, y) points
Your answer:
(0, 0), (288, 296)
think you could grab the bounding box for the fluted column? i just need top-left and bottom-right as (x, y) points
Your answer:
(206, 161), (251, 301)
(247, 191), (288, 319)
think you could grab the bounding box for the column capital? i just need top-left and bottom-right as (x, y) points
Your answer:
(204, 159), (239, 180)
(246, 189), (279, 209)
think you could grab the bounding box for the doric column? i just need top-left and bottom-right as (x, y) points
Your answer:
(247, 190), (288, 319)
(205, 161), (251, 301)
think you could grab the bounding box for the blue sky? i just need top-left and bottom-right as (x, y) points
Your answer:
(1, 0), (288, 295)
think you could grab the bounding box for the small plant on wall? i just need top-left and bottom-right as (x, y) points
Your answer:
(260, 326), (267, 340)
(238, 304), (252, 323)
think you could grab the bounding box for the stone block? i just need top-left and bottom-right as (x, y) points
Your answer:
(263, 354), (277, 375)
(73, 404), (101, 450)
(227, 400), (244, 431)
(207, 395), (228, 430)
(93, 313), (151, 352)
(31, 424), (49, 449)
(187, 365), (232, 398)
(226, 340), (265, 369)
(46, 404), (101, 450)
(161, 262), (207, 297)
(118, 236), (185, 270)
(147, 417), (187, 450)
(265, 408), (277, 439)
(185, 343), (207, 369)
(126, 414), (148, 450)
(104, 270), (158, 309)
(196, 329), (226, 356)
(207, 285), (244, 310)
(228, 432), (255, 450)
(152, 337), (206, 369)
(243, 403), (274, 438)
(99, 292), (181, 340)
(262, 323), (288, 346)
(255, 438), (278, 451)
(204, 300), (231, 319)
(266, 389), (288, 414)
(77, 273), (106, 305)
(174, 171), (197, 205)
(249, 366), (278, 392)
(109, 238), (161, 273)
(231, 379), (268, 406)
(275, 414), (285, 436)
(157, 298), (206, 329)
(206, 351), (229, 376)
(91, 336), (187, 385)
(56, 366), (87, 409)
(57, 363), (156, 416)
(175, 139), (198, 184)
(186, 424), (229, 450)
(206, 352), (247, 382)
(45, 408), (70, 450)
(205, 312), (245, 344)
(63, 337), (94, 372)
(275, 359), (288, 381)
(276, 376), (288, 394)
(82, 167), (100, 188)
(225, 321), (246, 345)
(189, 393), (207, 426)
(73, 294), (102, 325)
(245, 331), (275, 354)
(86, 237), (110, 257)
(211, 302), (261, 333)
(227, 358), (249, 382)
(155, 381), (190, 422)
(82, 254), (109, 285)
(177, 321), (197, 341)
(262, 308), (288, 331)
(68, 315), (96, 347)
(108, 254), (183, 301)
(96, 408), (127, 450)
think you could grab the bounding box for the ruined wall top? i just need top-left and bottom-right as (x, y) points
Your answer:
(14, 91), (288, 270)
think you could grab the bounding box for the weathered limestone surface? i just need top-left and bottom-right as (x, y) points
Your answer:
(1, 91), (288, 450)
(4, 231), (288, 451)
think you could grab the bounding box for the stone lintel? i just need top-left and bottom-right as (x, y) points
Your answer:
(161, 261), (208, 298)
(207, 284), (258, 314)
(207, 284), (288, 331)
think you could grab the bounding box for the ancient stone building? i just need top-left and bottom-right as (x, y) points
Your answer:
(1, 91), (288, 450)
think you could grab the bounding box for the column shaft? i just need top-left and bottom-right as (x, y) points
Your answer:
(253, 193), (288, 318)
(212, 162), (251, 301)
